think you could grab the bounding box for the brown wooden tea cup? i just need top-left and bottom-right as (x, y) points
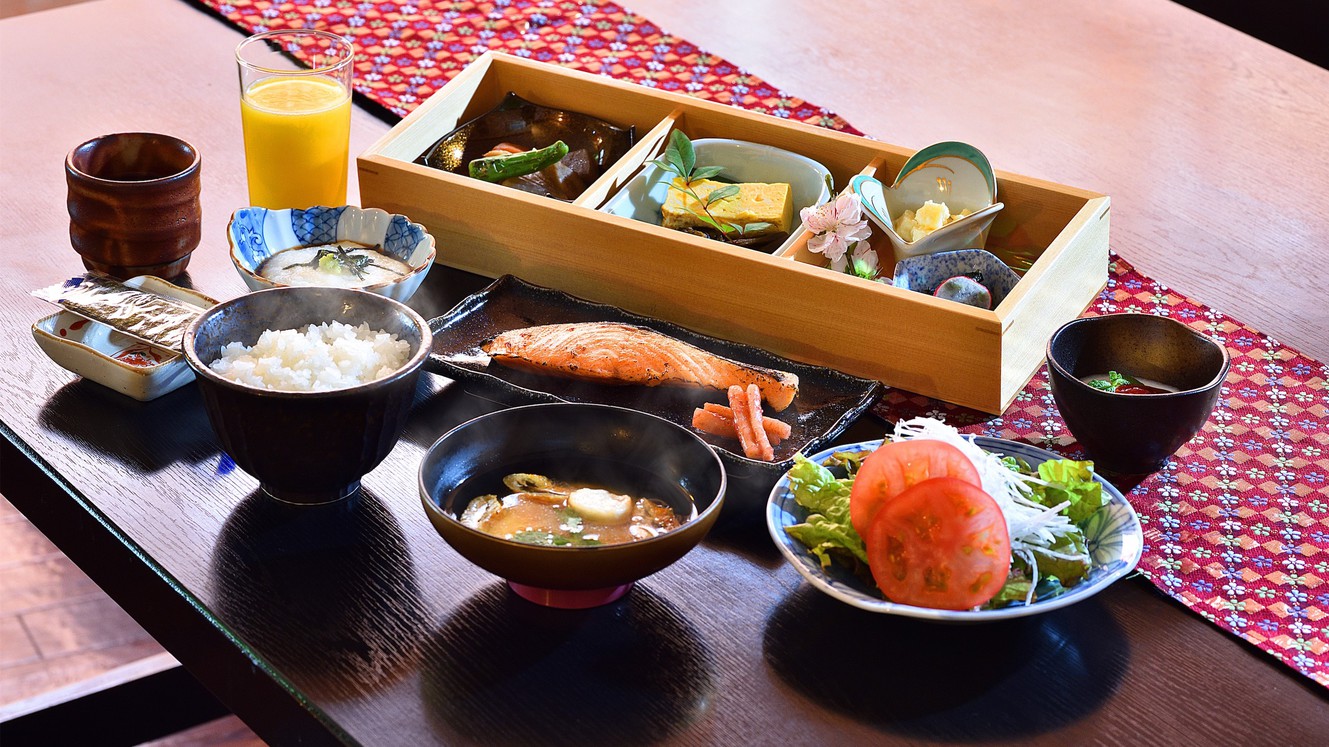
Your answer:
(66, 132), (201, 279)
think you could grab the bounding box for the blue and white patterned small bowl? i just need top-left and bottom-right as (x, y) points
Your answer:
(227, 205), (436, 302)
(893, 249), (1023, 309)
(766, 437), (1143, 622)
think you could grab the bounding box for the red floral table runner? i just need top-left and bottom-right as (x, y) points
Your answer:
(190, 0), (1328, 687)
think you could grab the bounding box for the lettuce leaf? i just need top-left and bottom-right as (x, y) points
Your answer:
(1029, 459), (1106, 525)
(787, 455), (852, 521)
(986, 575), (1033, 608)
(1028, 529), (1091, 585)
(985, 558), (1074, 608)
(783, 454), (868, 569)
(785, 517), (868, 571)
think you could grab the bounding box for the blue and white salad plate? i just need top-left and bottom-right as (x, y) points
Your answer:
(766, 436), (1143, 622)
(227, 205), (437, 302)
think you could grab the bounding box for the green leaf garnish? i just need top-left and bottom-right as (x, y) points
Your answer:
(659, 131), (686, 176)
(511, 530), (573, 547)
(297, 245), (387, 280)
(704, 184), (741, 205)
(690, 165), (725, 181)
(1088, 371), (1137, 392)
(558, 509), (584, 533)
(674, 130), (695, 174)
(691, 210), (730, 233)
(510, 529), (601, 547)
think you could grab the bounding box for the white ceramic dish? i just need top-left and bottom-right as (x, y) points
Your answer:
(851, 141), (1004, 263)
(228, 205), (437, 302)
(766, 436), (1143, 622)
(599, 137), (832, 255)
(31, 276), (216, 401)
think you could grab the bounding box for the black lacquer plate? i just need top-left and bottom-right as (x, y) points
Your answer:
(424, 275), (884, 505)
(414, 92), (635, 202)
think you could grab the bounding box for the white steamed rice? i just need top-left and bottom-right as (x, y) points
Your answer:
(209, 321), (411, 392)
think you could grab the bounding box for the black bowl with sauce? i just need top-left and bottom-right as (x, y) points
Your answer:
(1047, 313), (1230, 474)
(183, 287), (432, 504)
(418, 403), (726, 608)
(414, 92), (635, 202)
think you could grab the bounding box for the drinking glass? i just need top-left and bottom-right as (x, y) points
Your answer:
(236, 30), (354, 209)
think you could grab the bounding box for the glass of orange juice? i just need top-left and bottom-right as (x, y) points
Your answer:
(236, 30), (354, 209)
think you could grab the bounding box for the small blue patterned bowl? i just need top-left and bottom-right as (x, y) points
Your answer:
(227, 205), (436, 302)
(892, 248), (1023, 309)
(767, 437), (1143, 622)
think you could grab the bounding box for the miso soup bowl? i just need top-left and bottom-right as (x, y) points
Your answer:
(418, 403), (726, 609)
(1047, 314), (1230, 474)
(184, 286), (432, 504)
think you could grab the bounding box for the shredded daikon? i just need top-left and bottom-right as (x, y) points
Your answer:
(890, 417), (1091, 605)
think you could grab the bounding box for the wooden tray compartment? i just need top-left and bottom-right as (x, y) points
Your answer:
(358, 52), (1110, 413)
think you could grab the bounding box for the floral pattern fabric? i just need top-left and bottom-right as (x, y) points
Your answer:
(195, 0), (859, 131)
(192, 0), (1327, 687)
(878, 254), (1329, 687)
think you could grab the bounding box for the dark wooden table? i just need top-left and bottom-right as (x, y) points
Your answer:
(2, 0), (1327, 744)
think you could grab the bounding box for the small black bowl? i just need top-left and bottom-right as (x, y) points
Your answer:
(418, 403), (725, 608)
(1047, 314), (1229, 474)
(184, 287), (432, 504)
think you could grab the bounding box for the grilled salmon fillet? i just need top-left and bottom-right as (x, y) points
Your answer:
(482, 322), (799, 411)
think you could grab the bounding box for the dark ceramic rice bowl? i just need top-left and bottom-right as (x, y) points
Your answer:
(183, 286), (432, 503)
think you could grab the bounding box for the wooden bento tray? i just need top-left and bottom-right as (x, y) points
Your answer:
(357, 52), (1110, 414)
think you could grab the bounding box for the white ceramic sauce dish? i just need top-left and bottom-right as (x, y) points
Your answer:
(32, 276), (216, 401)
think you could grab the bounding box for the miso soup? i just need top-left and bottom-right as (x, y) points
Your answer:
(454, 464), (695, 547)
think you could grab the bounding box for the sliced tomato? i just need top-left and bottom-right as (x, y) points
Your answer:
(849, 439), (982, 536)
(864, 477), (1011, 610)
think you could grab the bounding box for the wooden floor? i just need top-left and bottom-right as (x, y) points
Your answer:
(1, 491), (263, 742)
(0, 494), (162, 702)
